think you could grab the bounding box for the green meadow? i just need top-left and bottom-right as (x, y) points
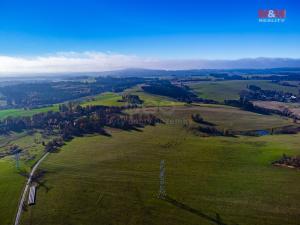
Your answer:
(0, 132), (48, 225)
(189, 80), (300, 102)
(132, 105), (293, 131)
(0, 87), (299, 225)
(0, 105), (59, 120)
(81, 92), (124, 107)
(0, 87), (183, 121)
(125, 86), (186, 107)
(0, 159), (26, 225)
(81, 88), (186, 108)
(18, 105), (300, 225)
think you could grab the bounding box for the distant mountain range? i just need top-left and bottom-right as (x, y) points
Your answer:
(1, 58), (300, 79)
(96, 67), (300, 77)
(141, 58), (300, 70)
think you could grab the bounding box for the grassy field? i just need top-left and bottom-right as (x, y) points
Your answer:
(0, 86), (297, 225)
(0, 92), (123, 121)
(0, 92), (124, 121)
(81, 88), (186, 108)
(189, 80), (300, 102)
(125, 86), (186, 107)
(0, 88), (184, 121)
(0, 159), (26, 225)
(0, 105), (59, 120)
(19, 105), (300, 225)
(81, 92), (124, 107)
(0, 132), (49, 225)
(131, 105), (293, 131)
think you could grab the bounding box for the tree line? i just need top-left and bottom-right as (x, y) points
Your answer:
(0, 103), (162, 151)
(241, 85), (298, 103)
(0, 77), (146, 109)
(120, 94), (144, 104)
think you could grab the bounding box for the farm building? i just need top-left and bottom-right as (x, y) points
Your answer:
(28, 185), (37, 205)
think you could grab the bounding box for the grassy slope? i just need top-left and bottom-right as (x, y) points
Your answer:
(0, 87), (183, 120)
(0, 92), (121, 120)
(0, 92), (122, 120)
(0, 92), (123, 121)
(132, 105), (293, 131)
(81, 92), (124, 107)
(125, 86), (186, 107)
(0, 159), (25, 225)
(0, 105), (59, 120)
(0, 86), (297, 225)
(0, 88), (179, 224)
(0, 132), (52, 225)
(189, 80), (300, 102)
(20, 106), (300, 225)
(81, 89), (185, 108)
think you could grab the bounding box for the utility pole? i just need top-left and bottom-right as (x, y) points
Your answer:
(15, 151), (20, 170)
(159, 160), (166, 199)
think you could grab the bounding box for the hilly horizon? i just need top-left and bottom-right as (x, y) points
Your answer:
(1, 1), (300, 225)
(1, 57), (300, 76)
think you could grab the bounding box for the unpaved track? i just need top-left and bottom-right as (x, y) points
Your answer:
(14, 152), (49, 225)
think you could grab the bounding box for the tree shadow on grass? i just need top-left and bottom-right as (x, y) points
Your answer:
(36, 179), (53, 193)
(32, 170), (53, 193)
(162, 195), (238, 225)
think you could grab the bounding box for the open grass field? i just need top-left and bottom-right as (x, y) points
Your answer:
(0, 87), (184, 121)
(189, 80), (300, 102)
(81, 92), (125, 107)
(0, 132), (54, 225)
(131, 105), (293, 131)
(0, 88), (297, 225)
(0, 92), (125, 121)
(125, 86), (186, 107)
(0, 105), (59, 120)
(0, 92), (124, 121)
(0, 88), (184, 225)
(0, 159), (26, 225)
(81, 88), (186, 108)
(19, 105), (300, 225)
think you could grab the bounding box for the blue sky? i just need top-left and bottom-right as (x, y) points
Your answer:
(0, 0), (299, 73)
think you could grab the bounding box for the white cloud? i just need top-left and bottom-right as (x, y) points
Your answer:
(0, 51), (299, 75)
(0, 52), (151, 74)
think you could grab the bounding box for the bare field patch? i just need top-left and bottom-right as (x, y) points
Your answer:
(253, 101), (300, 118)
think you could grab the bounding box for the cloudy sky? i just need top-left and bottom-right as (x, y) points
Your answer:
(0, 0), (299, 74)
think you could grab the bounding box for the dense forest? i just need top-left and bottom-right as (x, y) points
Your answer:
(0, 77), (146, 109)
